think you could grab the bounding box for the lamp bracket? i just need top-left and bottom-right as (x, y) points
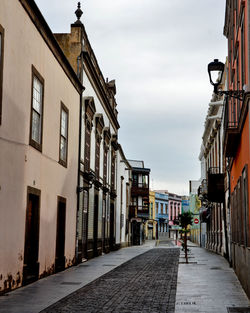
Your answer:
(215, 89), (244, 101)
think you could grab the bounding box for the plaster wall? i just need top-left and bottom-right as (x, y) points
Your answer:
(0, 0), (80, 291)
(115, 149), (130, 244)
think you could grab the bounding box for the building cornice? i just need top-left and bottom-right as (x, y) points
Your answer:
(83, 51), (120, 130)
(19, 0), (84, 95)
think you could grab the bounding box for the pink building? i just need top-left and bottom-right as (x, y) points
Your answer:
(168, 193), (182, 224)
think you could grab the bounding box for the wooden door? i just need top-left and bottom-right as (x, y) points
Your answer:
(23, 190), (40, 285)
(55, 198), (66, 273)
(93, 194), (98, 256)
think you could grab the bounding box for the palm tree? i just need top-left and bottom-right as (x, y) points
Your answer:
(179, 211), (193, 263)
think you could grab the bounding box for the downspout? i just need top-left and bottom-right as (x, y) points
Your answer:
(227, 161), (232, 266)
(220, 123), (229, 261)
(75, 52), (84, 264)
(75, 93), (83, 264)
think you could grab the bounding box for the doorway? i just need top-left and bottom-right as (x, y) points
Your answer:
(55, 197), (66, 273)
(23, 187), (40, 285)
(109, 202), (115, 249)
(93, 194), (99, 256)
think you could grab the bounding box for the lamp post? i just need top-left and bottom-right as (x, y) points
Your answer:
(207, 59), (245, 100)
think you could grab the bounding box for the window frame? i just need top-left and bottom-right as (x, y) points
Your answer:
(59, 101), (69, 167)
(0, 25), (4, 125)
(30, 65), (44, 152)
(240, 12), (245, 88)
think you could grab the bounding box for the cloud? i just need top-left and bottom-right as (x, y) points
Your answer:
(35, 0), (227, 195)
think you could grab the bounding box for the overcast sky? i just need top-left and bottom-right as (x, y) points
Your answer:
(35, 0), (227, 195)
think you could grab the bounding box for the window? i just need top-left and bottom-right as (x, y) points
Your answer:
(241, 13), (245, 88)
(161, 203), (163, 214)
(0, 25), (4, 125)
(95, 136), (100, 177)
(150, 203), (153, 218)
(103, 130), (110, 186)
(30, 66), (44, 151)
(242, 167), (250, 246)
(111, 148), (116, 190)
(84, 121), (91, 171)
(131, 197), (137, 206)
(132, 174), (138, 186)
(156, 202), (159, 214)
(103, 146), (108, 185)
(59, 102), (69, 167)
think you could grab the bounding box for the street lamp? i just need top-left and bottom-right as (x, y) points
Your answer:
(207, 59), (245, 100)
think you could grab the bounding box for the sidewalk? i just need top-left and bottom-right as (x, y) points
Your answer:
(1, 240), (249, 313)
(175, 242), (250, 313)
(0, 241), (156, 313)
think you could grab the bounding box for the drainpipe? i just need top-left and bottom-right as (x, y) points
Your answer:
(220, 123), (229, 261)
(227, 162), (232, 266)
(75, 90), (83, 264)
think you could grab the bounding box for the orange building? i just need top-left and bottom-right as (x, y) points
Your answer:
(224, 0), (250, 298)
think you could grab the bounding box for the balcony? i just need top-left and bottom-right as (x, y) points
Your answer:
(129, 205), (149, 219)
(157, 213), (168, 221)
(131, 182), (149, 197)
(207, 167), (224, 203)
(137, 205), (149, 219)
(223, 100), (240, 157)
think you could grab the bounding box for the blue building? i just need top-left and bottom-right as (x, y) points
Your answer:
(155, 192), (169, 236)
(182, 196), (190, 213)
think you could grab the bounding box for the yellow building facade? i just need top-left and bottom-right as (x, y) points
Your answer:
(145, 191), (157, 239)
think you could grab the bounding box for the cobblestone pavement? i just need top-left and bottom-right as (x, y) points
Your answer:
(40, 248), (180, 313)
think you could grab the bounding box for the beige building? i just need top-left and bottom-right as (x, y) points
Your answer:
(0, 0), (83, 292)
(148, 191), (157, 240)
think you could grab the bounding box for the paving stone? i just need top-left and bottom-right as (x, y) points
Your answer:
(40, 248), (179, 313)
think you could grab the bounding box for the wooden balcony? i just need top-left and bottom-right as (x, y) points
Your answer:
(207, 167), (224, 203)
(131, 183), (149, 197)
(224, 124), (240, 157)
(129, 205), (149, 219)
(223, 101), (240, 157)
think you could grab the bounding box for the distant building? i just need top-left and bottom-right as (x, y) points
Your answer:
(168, 193), (182, 239)
(128, 160), (150, 245)
(148, 191), (157, 240)
(189, 181), (201, 245)
(116, 145), (132, 248)
(181, 196), (190, 213)
(155, 192), (169, 238)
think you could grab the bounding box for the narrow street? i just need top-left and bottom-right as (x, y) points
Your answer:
(41, 247), (179, 313)
(0, 241), (249, 313)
